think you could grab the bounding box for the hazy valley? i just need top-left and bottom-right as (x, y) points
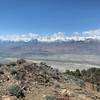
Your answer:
(0, 39), (100, 71)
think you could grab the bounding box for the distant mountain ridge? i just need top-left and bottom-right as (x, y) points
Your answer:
(0, 35), (100, 42)
(0, 28), (100, 42)
(0, 39), (100, 58)
(0, 28), (100, 57)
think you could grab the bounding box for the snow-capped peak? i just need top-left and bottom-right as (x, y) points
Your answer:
(0, 29), (100, 42)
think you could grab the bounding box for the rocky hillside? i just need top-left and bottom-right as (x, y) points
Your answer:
(0, 59), (100, 100)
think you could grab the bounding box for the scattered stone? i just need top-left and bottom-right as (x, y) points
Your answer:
(2, 95), (17, 100)
(83, 82), (97, 91)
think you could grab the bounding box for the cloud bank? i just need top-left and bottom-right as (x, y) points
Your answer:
(0, 29), (100, 42)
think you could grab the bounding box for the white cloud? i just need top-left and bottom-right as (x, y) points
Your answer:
(0, 29), (100, 42)
(82, 29), (100, 36)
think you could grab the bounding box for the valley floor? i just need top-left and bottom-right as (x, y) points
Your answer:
(0, 54), (100, 71)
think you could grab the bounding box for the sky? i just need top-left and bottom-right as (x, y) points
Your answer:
(0, 0), (100, 35)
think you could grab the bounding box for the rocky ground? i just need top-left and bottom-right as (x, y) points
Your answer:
(0, 59), (100, 100)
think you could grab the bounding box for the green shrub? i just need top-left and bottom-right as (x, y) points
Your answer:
(17, 59), (26, 64)
(64, 68), (100, 91)
(0, 70), (4, 74)
(0, 63), (3, 67)
(45, 96), (56, 100)
(8, 85), (24, 98)
(10, 62), (16, 66)
(10, 69), (18, 75)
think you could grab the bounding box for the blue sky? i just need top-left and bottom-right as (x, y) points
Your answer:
(0, 0), (100, 35)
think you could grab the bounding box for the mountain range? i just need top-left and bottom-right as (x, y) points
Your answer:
(0, 38), (100, 59)
(0, 33), (100, 42)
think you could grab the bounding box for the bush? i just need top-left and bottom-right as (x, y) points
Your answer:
(45, 96), (56, 100)
(64, 68), (100, 91)
(10, 69), (18, 75)
(9, 62), (16, 66)
(0, 63), (3, 67)
(17, 59), (26, 64)
(8, 85), (24, 98)
(0, 70), (4, 74)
